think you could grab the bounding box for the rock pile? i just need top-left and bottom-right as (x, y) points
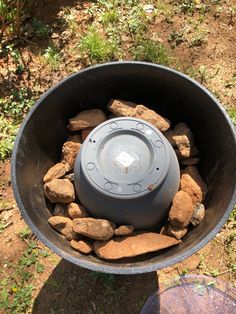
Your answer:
(44, 99), (207, 260)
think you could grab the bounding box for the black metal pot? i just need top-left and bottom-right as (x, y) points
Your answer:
(12, 62), (236, 274)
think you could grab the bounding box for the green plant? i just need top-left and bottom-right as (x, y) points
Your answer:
(31, 18), (51, 38)
(168, 30), (184, 47)
(0, 115), (19, 160)
(18, 227), (32, 240)
(42, 46), (61, 69)
(227, 108), (236, 125)
(100, 8), (119, 25)
(133, 38), (170, 65)
(79, 26), (117, 63)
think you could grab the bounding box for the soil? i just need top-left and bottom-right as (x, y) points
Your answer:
(0, 0), (235, 313)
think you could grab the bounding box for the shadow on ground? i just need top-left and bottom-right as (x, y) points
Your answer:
(32, 259), (158, 314)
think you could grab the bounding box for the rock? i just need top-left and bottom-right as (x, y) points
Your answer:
(67, 109), (106, 131)
(181, 158), (199, 166)
(114, 225), (134, 236)
(81, 127), (94, 142)
(43, 163), (67, 183)
(70, 239), (93, 254)
(48, 216), (73, 240)
(190, 203), (205, 226)
(94, 232), (181, 260)
(44, 179), (75, 203)
(67, 203), (88, 219)
(180, 166), (207, 205)
(73, 218), (115, 240)
(169, 190), (194, 228)
(164, 129), (176, 147)
(67, 134), (82, 143)
(63, 173), (74, 182)
(61, 141), (81, 170)
(53, 203), (67, 216)
(173, 123), (194, 158)
(167, 224), (188, 240)
(108, 99), (170, 132)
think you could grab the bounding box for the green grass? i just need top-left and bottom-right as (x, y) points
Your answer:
(133, 38), (170, 65)
(79, 26), (118, 64)
(42, 46), (61, 70)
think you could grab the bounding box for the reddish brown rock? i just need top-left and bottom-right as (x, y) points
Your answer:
(73, 218), (115, 240)
(173, 123), (194, 158)
(67, 203), (88, 219)
(181, 158), (199, 166)
(167, 224), (188, 240)
(81, 127), (94, 142)
(67, 134), (82, 143)
(164, 129), (176, 147)
(169, 190), (194, 228)
(61, 141), (81, 170)
(53, 203), (67, 216)
(44, 178), (75, 203)
(114, 225), (134, 236)
(180, 166), (208, 205)
(67, 109), (106, 131)
(94, 232), (181, 260)
(43, 163), (67, 183)
(108, 99), (170, 132)
(70, 239), (93, 254)
(48, 216), (73, 240)
(190, 203), (205, 226)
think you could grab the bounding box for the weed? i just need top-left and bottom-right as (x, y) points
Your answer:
(133, 38), (170, 65)
(42, 46), (61, 70)
(227, 108), (236, 125)
(31, 18), (51, 38)
(168, 30), (185, 47)
(100, 8), (119, 26)
(137, 294), (147, 309)
(0, 239), (49, 313)
(189, 34), (205, 47)
(18, 227), (32, 240)
(61, 7), (78, 36)
(0, 115), (19, 160)
(79, 26), (117, 63)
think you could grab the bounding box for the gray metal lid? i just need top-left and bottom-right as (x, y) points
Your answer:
(80, 117), (170, 198)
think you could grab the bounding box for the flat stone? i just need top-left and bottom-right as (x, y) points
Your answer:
(70, 239), (93, 254)
(94, 232), (181, 260)
(180, 166), (208, 205)
(108, 99), (170, 132)
(181, 158), (199, 166)
(61, 141), (81, 170)
(114, 225), (134, 236)
(53, 203), (67, 216)
(43, 163), (67, 183)
(67, 109), (106, 131)
(67, 203), (89, 219)
(81, 127), (94, 142)
(169, 190), (194, 228)
(190, 203), (205, 226)
(167, 224), (188, 240)
(173, 123), (194, 158)
(73, 218), (115, 240)
(48, 216), (73, 240)
(44, 178), (75, 203)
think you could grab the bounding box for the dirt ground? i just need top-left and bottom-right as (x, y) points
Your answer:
(0, 0), (235, 313)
